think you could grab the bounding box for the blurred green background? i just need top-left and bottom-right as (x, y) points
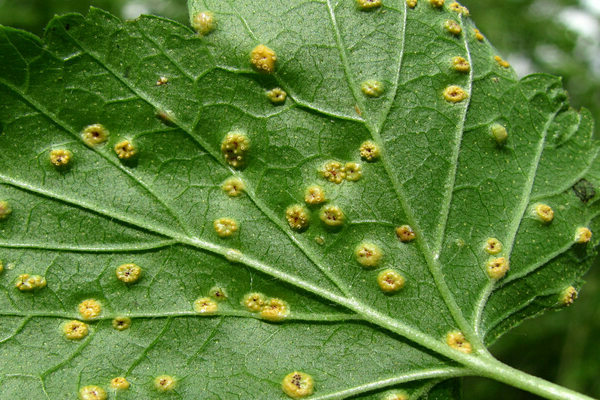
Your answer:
(1, 0), (598, 398)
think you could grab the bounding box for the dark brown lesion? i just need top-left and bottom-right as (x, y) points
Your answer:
(573, 179), (596, 203)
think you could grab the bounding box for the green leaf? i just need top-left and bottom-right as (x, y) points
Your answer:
(0, 1), (597, 399)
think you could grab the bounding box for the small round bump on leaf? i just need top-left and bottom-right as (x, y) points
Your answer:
(361, 80), (384, 97)
(321, 161), (346, 184)
(250, 44), (277, 74)
(0, 200), (11, 220)
(110, 377), (130, 390)
(82, 124), (109, 146)
(243, 292), (266, 312)
(214, 218), (238, 238)
(360, 140), (380, 161)
(78, 299), (102, 320)
(116, 263), (142, 283)
(443, 85), (468, 103)
(429, 0), (444, 8)
(533, 203), (554, 223)
(260, 298), (289, 321)
(114, 140), (137, 160)
(112, 316), (131, 331)
(154, 375), (176, 392)
(266, 87), (287, 104)
(396, 225), (415, 242)
(63, 320), (89, 340)
(156, 76), (168, 86)
(452, 56), (470, 73)
(344, 162), (362, 181)
(444, 20), (462, 35)
(221, 131), (250, 168)
(356, 0), (382, 10)
(494, 55), (510, 68)
(194, 297), (218, 314)
(559, 286), (578, 306)
(486, 257), (509, 280)
(79, 385), (107, 400)
(15, 274), (46, 291)
(407, 0), (417, 8)
(286, 204), (310, 231)
(445, 330), (472, 353)
(383, 391), (409, 400)
(473, 28), (484, 41)
(377, 269), (405, 293)
(355, 242), (383, 268)
(209, 286), (228, 301)
(319, 205), (345, 227)
(192, 11), (216, 35)
(305, 185), (326, 205)
(449, 2), (469, 16)
(282, 371), (314, 398)
(490, 123), (508, 145)
(225, 249), (243, 262)
(50, 149), (72, 167)
(484, 238), (502, 255)
(575, 227), (592, 244)
(222, 176), (245, 197)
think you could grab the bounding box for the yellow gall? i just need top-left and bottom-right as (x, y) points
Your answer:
(429, 0), (444, 8)
(222, 176), (245, 197)
(321, 161), (346, 184)
(243, 292), (266, 312)
(446, 331), (472, 353)
(78, 299), (102, 320)
(0, 261), (3, 274)
(260, 298), (289, 321)
(0, 200), (12, 220)
(209, 286), (228, 301)
(356, 0), (382, 10)
(575, 227), (592, 244)
(214, 217), (238, 238)
(112, 316), (132, 331)
(194, 297), (218, 314)
(286, 204), (310, 231)
(449, 2), (469, 16)
(490, 123), (508, 145)
(116, 263), (142, 283)
(110, 377), (130, 391)
(494, 55), (510, 68)
(534, 203), (554, 224)
(484, 238), (502, 255)
(344, 162), (362, 181)
(444, 20), (462, 36)
(355, 242), (383, 268)
(63, 320), (89, 340)
(282, 371), (314, 399)
(114, 140), (137, 160)
(396, 225), (416, 242)
(266, 87), (287, 104)
(452, 56), (470, 73)
(474, 28), (484, 41)
(486, 257), (509, 280)
(304, 185), (326, 205)
(250, 44), (277, 74)
(156, 76), (168, 86)
(15, 274), (46, 291)
(359, 140), (380, 161)
(377, 269), (406, 293)
(384, 391), (409, 400)
(82, 124), (109, 146)
(192, 11), (215, 36)
(154, 375), (176, 392)
(407, 0), (417, 8)
(221, 131), (250, 168)
(319, 205), (345, 227)
(443, 85), (468, 103)
(50, 149), (72, 167)
(79, 385), (107, 400)
(560, 286), (578, 306)
(361, 80), (384, 98)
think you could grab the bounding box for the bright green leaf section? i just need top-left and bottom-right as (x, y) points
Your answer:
(0, 1), (598, 399)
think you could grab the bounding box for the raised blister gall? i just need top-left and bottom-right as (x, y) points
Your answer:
(361, 80), (384, 97)
(490, 123), (508, 145)
(452, 56), (470, 73)
(445, 331), (472, 353)
(494, 55), (510, 68)
(534, 203), (554, 223)
(443, 85), (468, 103)
(383, 391), (409, 400)
(355, 242), (383, 268)
(444, 20), (462, 35)
(484, 238), (503, 255)
(560, 286), (578, 306)
(449, 2), (469, 15)
(194, 297), (218, 314)
(192, 11), (216, 35)
(78, 299), (102, 320)
(344, 162), (362, 181)
(429, 0), (444, 7)
(154, 375), (176, 392)
(575, 227), (592, 243)
(282, 371), (314, 398)
(79, 385), (107, 400)
(250, 44), (277, 74)
(209, 286), (228, 301)
(243, 292), (266, 312)
(214, 218), (238, 238)
(407, 0), (417, 7)
(359, 140), (380, 161)
(82, 124), (109, 146)
(356, 0), (382, 10)
(156, 76), (168, 86)
(486, 257), (509, 280)
(116, 263), (142, 283)
(304, 185), (326, 205)
(110, 377), (130, 390)
(377, 269), (405, 293)
(222, 177), (245, 197)
(320, 205), (345, 227)
(321, 161), (346, 183)
(266, 87), (287, 104)
(63, 320), (89, 340)
(260, 298), (289, 321)
(15, 274), (46, 291)
(50, 149), (72, 167)
(221, 131), (250, 168)
(396, 225), (416, 242)
(286, 204), (310, 231)
(114, 140), (137, 160)
(0, 200), (12, 220)
(473, 28), (484, 41)
(112, 316), (131, 331)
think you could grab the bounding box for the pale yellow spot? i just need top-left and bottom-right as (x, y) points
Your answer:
(560, 286), (578, 306)
(534, 203), (554, 223)
(110, 377), (130, 391)
(250, 44), (277, 74)
(266, 88), (287, 104)
(406, 0), (417, 8)
(116, 263), (142, 283)
(319, 205), (345, 227)
(282, 371), (314, 399)
(221, 131), (250, 168)
(304, 185), (326, 205)
(243, 292), (266, 312)
(209, 286), (228, 301)
(360, 140), (380, 161)
(194, 297), (218, 314)
(82, 124), (109, 146)
(484, 238), (502, 255)
(260, 298), (289, 321)
(377, 269), (405, 293)
(355, 242), (383, 268)
(222, 176), (246, 197)
(286, 204), (310, 231)
(50, 149), (72, 167)
(452, 56), (470, 73)
(156, 76), (168, 86)
(78, 299), (102, 320)
(112, 316), (131, 331)
(0, 261), (3, 274)
(396, 225), (416, 242)
(321, 161), (346, 183)
(214, 218), (238, 238)
(154, 375), (176, 392)
(315, 236), (325, 245)
(449, 2), (469, 16)
(429, 0), (444, 7)
(0, 200), (12, 220)
(361, 80), (384, 97)
(384, 391), (409, 400)
(443, 85), (468, 103)
(490, 123), (508, 145)
(192, 11), (216, 35)
(114, 140), (137, 160)
(344, 162), (362, 181)
(494, 55), (510, 68)
(15, 274), (46, 291)
(486, 257), (509, 280)
(444, 20), (462, 35)
(79, 385), (107, 400)
(63, 320), (89, 340)
(225, 249), (243, 262)
(575, 227), (592, 243)
(446, 331), (472, 353)
(356, 0), (382, 10)
(474, 28), (484, 41)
